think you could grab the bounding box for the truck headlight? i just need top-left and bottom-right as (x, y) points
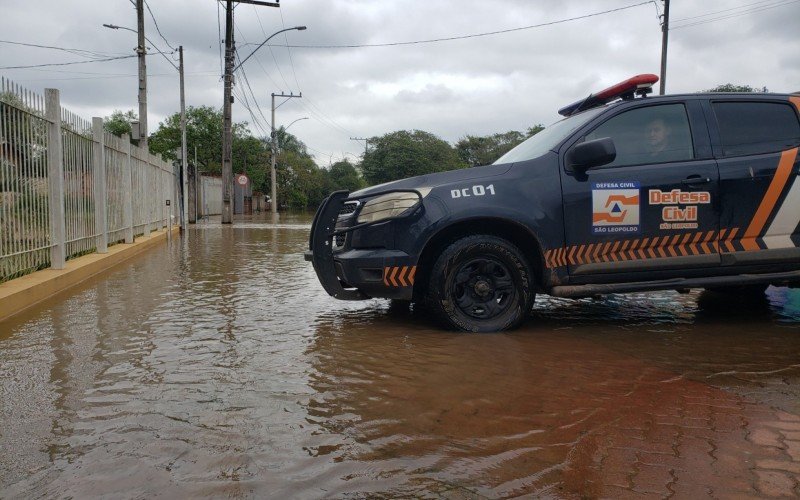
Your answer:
(357, 188), (431, 224)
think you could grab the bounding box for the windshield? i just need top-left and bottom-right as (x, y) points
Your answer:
(493, 107), (605, 165)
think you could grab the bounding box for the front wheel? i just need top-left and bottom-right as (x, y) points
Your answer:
(426, 235), (535, 332)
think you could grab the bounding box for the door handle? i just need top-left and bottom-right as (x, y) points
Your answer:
(681, 175), (711, 186)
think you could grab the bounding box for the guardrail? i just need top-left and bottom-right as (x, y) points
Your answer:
(0, 77), (177, 282)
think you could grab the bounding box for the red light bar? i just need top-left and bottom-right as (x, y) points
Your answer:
(558, 74), (659, 117)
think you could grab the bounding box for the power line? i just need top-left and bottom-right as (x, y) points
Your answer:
(671, 0), (789, 22)
(0, 55), (137, 70)
(234, 27), (355, 140)
(143, 0), (177, 51)
(0, 39), (129, 59)
(279, 7), (301, 92)
(242, 1), (654, 49)
(670, 0), (799, 29)
(244, 16), (294, 92)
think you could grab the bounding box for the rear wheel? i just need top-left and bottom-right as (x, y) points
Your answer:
(426, 235), (535, 332)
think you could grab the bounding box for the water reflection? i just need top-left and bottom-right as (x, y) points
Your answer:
(1, 213), (799, 497)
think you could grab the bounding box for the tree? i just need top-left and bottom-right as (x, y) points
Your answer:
(148, 105), (255, 175)
(455, 125), (544, 167)
(104, 109), (137, 137)
(275, 150), (327, 209)
(361, 130), (466, 185)
(706, 83), (768, 93)
(326, 160), (365, 193)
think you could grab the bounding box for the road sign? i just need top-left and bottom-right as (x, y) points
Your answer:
(236, 174), (249, 186)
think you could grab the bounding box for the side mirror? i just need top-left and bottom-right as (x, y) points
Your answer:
(567, 137), (616, 171)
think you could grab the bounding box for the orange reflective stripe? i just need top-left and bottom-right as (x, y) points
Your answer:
(667, 235), (679, 257)
(680, 233), (692, 256)
(638, 238), (650, 260)
(690, 232), (703, 255)
(408, 266), (417, 285)
(383, 267), (390, 286)
(742, 148), (798, 251)
(791, 96), (800, 113)
(725, 228), (739, 253)
(398, 266), (408, 287)
(608, 241), (620, 262)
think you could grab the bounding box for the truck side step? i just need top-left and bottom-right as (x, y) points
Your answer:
(550, 270), (800, 298)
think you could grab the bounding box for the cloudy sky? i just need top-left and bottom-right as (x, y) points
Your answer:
(2, 0), (798, 165)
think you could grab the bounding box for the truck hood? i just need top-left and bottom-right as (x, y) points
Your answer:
(350, 162), (513, 197)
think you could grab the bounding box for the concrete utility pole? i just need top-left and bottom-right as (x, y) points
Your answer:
(271, 92), (302, 216)
(220, 0), (281, 224)
(136, 0), (148, 150)
(221, 0), (235, 224)
(350, 137), (369, 158)
(179, 46), (188, 231)
(659, 0), (670, 95)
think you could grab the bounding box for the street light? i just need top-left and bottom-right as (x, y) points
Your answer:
(284, 117), (309, 132)
(233, 26), (307, 72)
(103, 23), (188, 231)
(224, 25), (307, 221)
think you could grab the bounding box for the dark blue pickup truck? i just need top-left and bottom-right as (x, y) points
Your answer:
(306, 75), (800, 332)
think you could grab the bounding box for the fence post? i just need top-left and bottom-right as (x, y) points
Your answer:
(143, 161), (150, 238)
(123, 133), (134, 243)
(45, 89), (65, 269)
(92, 117), (108, 253)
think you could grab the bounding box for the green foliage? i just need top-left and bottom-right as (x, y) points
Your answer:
(327, 160), (365, 193)
(275, 150), (327, 209)
(104, 109), (137, 137)
(1, 92), (48, 183)
(706, 83), (768, 93)
(149, 105), (228, 174)
(361, 130), (466, 185)
(455, 125), (544, 167)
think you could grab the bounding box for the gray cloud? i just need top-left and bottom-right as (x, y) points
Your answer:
(2, 0), (798, 164)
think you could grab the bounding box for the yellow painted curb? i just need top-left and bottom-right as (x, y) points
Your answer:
(0, 226), (180, 323)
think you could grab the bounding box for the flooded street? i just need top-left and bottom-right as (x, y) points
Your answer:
(2, 213), (800, 498)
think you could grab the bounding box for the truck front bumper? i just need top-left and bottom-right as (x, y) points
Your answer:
(305, 190), (421, 301)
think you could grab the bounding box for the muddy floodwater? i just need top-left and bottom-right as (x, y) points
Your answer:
(2, 213), (800, 498)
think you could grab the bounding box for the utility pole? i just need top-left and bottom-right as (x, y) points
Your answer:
(179, 46), (188, 231)
(271, 92), (302, 216)
(136, 0), (148, 150)
(659, 0), (670, 95)
(350, 137), (369, 158)
(220, 0), (280, 224)
(221, 0), (235, 223)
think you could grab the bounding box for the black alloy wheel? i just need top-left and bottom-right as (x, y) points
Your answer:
(427, 235), (535, 332)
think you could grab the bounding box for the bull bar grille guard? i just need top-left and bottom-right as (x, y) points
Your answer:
(306, 189), (425, 299)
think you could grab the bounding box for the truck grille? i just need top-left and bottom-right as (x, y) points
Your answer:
(338, 201), (360, 218)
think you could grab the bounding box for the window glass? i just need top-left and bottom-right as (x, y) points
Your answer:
(493, 107), (604, 165)
(584, 104), (694, 167)
(712, 102), (800, 157)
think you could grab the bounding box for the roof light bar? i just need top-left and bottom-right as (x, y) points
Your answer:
(558, 74), (659, 117)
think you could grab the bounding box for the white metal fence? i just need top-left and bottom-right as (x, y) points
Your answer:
(0, 78), (177, 282)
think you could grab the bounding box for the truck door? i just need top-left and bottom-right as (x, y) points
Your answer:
(559, 102), (721, 280)
(706, 98), (800, 268)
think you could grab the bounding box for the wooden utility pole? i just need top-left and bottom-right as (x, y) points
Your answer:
(271, 92), (302, 216)
(221, 0), (280, 224)
(136, 0), (148, 150)
(659, 0), (670, 95)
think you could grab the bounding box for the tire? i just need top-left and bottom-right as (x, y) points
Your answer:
(426, 235), (535, 332)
